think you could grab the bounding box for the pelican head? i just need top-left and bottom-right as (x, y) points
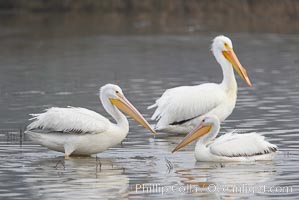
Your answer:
(212, 35), (252, 87)
(100, 84), (156, 135)
(172, 115), (219, 153)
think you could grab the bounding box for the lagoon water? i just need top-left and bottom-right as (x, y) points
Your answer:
(0, 32), (299, 199)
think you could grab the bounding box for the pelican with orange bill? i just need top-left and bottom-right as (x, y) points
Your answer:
(172, 114), (277, 162)
(25, 84), (156, 157)
(149, 35), (252, 134)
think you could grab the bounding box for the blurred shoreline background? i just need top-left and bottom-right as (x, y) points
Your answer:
(0, 0), (298, 37)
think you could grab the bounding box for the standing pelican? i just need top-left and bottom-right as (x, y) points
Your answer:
(149, 35), (252, 133)
(25, 84), (156, 157)
(172, 115), (277, 162)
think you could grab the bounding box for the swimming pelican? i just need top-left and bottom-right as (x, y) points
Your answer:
(172, 115), (277, 162)
(148, 35), (252, 133)
(25, 84), (156, 157)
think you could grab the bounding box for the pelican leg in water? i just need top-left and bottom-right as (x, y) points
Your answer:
(25, 84), (156, 157)
(172, 115), (277, 162)
(149, 35), (252, 134)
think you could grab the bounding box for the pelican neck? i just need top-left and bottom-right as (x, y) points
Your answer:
(101, 97), (129, 131)
(220, 62), (237, 91)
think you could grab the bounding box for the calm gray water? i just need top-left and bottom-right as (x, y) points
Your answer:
(0, 33), (299, 199)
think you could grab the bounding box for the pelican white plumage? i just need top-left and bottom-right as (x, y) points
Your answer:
(149, 35), (252, 133)
(25, 84), (156, 157)
(172, 115), (277, 162)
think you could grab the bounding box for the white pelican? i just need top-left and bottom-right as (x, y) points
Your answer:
(25, 84), (156, 157)
(148, 35), (252, 133)
(172, 115), (277, 162)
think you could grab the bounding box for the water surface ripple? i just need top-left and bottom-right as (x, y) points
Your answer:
(0, 34), (298, 199)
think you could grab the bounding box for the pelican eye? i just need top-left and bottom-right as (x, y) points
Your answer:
(224, 43), (229, 49)
(116, 91), (119, 94)
(202, 119), (205, 122)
